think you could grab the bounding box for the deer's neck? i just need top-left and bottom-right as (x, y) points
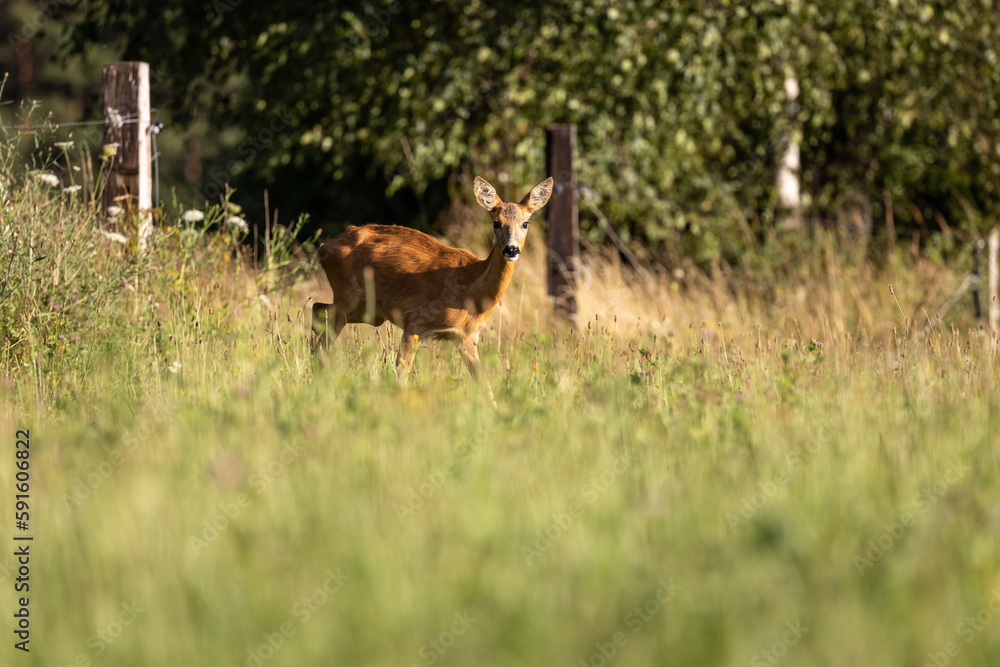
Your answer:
(469, 244), (516, 313)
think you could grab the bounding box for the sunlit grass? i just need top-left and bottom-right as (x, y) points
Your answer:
(2, 153), (999, 666)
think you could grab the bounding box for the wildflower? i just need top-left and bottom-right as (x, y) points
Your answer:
(182, 209), (205, 223)
(99, 230), (128, 244)
(102, 143), (119, 160)
(107, 205), (124, 219)
(168, 361), (182, 373)
(179, 228), (199, 247)
(63, 185), (82, 194)
(54, 141), (75, 149)
(226, 215), (249, 233)
(33, 172), (60, 188)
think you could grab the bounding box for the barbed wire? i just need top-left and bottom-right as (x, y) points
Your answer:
(2, 109), (166, 206)
(0, 110), (160, 132)
(2, 118), (133, 130)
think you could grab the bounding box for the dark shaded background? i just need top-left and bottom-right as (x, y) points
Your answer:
(3, 0), (999, 269)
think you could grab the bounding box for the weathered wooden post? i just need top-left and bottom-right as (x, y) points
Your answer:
(989, 228), (999, 335)
(102, 62), (152, 251)
(545, 124), (578, 317)
(973, 238), (984, 320)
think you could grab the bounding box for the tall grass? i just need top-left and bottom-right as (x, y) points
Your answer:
(2, 125), (999, 667)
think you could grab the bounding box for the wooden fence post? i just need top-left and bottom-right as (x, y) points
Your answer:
(102, 62), (152, 251)
(989, 228), (999, 335)
(545, 124), (578, 318)
(973, 239), (984, 320)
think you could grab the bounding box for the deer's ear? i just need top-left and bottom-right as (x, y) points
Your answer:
(474, 176), (500, 211)
(520, 177), (554, 213)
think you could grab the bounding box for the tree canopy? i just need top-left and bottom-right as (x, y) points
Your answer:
(53, 0), (1000, 264)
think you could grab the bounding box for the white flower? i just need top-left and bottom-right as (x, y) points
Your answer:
(99, 230), (128, 244)
(107, 205), (124, 219)
(63, 185), (82, 194)
(182, 209), (205, 223)
(54, 141), (75, 149)
(226, 215), (249, 233)
(168, 361), (182, 373)
(34, 172), (60, 188)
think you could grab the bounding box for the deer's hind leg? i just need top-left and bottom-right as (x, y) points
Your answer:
(396, 329), (421, 378)
(311, 274), (356, 352)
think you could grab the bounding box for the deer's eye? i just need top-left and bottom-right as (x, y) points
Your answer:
(521, 221), (529, 230)
(493, 219), (501, 229)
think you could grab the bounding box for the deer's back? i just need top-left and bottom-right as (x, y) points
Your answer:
(318, 225), (485, 330)
(320, 225), (478, 272)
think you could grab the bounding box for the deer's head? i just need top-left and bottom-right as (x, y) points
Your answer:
(474, 176), (554, 262)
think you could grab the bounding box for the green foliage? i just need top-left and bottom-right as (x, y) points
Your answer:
(256, 211), (321, 292)
(0, 105), (147, 374)
(53, 0), (1000, 264)
(0, 108), (318, 389)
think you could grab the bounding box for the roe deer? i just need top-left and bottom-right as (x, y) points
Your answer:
(311, 175), (553, 386)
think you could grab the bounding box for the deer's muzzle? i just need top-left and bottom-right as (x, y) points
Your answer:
(502, 245), (520, 261)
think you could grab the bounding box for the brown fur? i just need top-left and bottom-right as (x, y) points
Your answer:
(311, 176), (553, 381)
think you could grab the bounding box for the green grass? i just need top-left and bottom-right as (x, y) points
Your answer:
(4, 289), (1000, 666)
(2, 149), (1000, 666)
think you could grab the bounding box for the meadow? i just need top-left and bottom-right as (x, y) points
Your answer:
(2, 154), (1000, 667)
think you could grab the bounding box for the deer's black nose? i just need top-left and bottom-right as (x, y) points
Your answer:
(502, 245), (520, 261)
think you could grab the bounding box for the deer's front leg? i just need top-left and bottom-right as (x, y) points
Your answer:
(459, 337), (496, 407)
(311, 302), (347, 353)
